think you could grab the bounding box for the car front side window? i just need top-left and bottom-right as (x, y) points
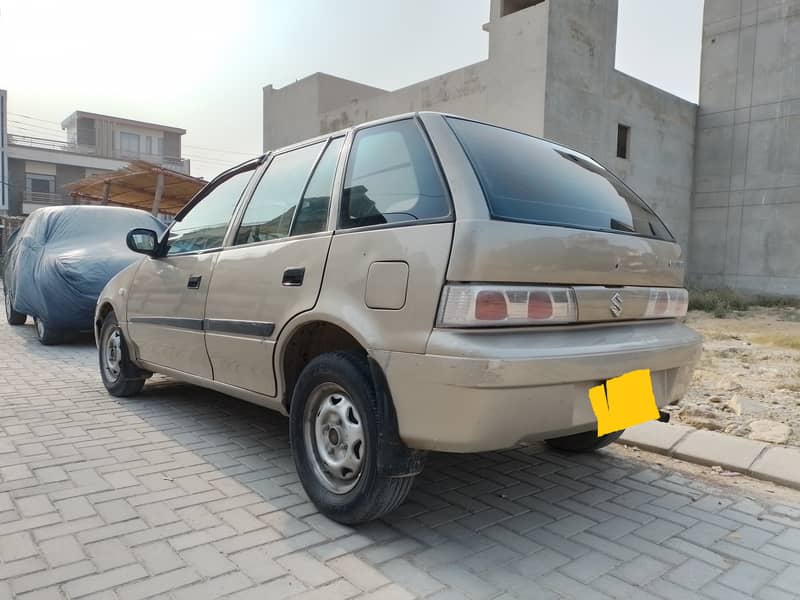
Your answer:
(166, 168), (255, 256)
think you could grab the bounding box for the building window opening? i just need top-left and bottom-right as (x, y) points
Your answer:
(120, 132), (141, 157)
(616, 124), (630, 159)
(501, 0), (545, 17)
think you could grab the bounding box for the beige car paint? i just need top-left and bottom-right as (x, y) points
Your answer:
(365, 262), (409, 310)
(126, 252), (218, 379)
(447, 219), (685, 288)
(96, 111), (702, 455)
(374, 320), (701, 451)
(203, 232), (333, 396)
(303, 223), (454, 353)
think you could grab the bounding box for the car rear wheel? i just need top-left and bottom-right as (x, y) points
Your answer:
(289, 352), (415, 524)
(99, 311), (145, 397)
(545, 429), (624, 453)
(34, 317), (63, 345)
(4, 291), (26, 325)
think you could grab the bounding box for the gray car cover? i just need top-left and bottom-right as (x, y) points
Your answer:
(3, 205), (165, 331)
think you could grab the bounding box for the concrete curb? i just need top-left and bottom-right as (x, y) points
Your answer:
(617, 421), (800, 491)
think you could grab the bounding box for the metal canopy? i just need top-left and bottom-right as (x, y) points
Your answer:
(65, 161), (206, 216)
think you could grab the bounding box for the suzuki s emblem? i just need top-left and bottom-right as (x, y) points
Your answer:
(609, 292), (623, 318)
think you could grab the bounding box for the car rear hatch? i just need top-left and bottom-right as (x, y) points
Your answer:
(442, 116), (686, 325)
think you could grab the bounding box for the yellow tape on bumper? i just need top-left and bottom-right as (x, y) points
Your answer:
(589, 369), (659, 436)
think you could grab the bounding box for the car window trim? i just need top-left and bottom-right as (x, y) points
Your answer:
(159, 245), (227, 258)
(443, 115), (676, 243)
(289, 136), (346, 238)
(217, 229), (332, 252)
(227, 137), (330, 248)
(162, 160), (262, 258)
(327, 130), (355, 232)
(335, 116), (454, 233)
(173, 157), (263, 223)
(285, 138), (334, 238)
(333, 216), (454, 236)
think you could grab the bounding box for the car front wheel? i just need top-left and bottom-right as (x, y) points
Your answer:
(99, 312), (145, 397)
(34, 317), (62, 345)
(289, 352), (415, 524)
(4, 291), (26, 325)
(545, 429), (624, 452)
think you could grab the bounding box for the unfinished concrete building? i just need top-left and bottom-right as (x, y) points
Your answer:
(263, 0), (696, 251)
(690, 0), (800, 295)
(262, 0), (800, 295)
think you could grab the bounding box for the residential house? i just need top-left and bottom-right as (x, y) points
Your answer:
(3, 98), (189, 217)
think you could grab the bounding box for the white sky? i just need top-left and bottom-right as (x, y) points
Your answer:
(0, 0), (703, 179)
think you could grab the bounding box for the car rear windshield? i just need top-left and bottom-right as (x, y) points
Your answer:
(446, 117), (674, 241)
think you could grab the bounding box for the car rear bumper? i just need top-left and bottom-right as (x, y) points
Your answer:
(373, 320), (702, 452)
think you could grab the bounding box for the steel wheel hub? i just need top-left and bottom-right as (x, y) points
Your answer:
(304, 385), (365, 494)
(104, 328), (123, 382)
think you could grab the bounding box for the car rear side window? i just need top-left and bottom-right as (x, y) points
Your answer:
(167, 168), (254, 255)
(340, 119), (449, 229)
(446, 117), (674, 241)
(291, 137), (344, 236)
(235, 142), (324, 245)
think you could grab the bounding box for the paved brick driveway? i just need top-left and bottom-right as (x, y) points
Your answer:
(1, 317), (800, 600)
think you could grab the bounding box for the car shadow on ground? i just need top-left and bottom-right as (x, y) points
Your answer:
(117, 377), (742, 583)
(6, 316), (800, 600)
(5, 320), (96, 348)
(6, 315), (798, 598)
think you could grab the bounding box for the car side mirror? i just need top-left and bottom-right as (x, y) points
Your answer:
(126, 228), (160, 256)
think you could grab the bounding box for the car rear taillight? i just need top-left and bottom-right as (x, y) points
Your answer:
(438, 285), (577, 327)
(644, 287), (688, 319)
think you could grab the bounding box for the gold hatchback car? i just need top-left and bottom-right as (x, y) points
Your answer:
(96, 113), (701, 523)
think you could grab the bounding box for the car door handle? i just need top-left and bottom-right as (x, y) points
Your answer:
(282, 267), (305, 287)
(187, 275), (202, 289)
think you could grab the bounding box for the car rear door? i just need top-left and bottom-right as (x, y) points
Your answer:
(203, 136), (344, 396)
(126, 165), (256, 378)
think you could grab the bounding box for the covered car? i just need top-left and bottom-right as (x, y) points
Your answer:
(3, 205), (165, 344)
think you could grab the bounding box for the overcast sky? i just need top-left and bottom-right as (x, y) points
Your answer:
(0, 0), (703, 179)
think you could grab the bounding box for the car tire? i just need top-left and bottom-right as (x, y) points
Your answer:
(289, 351), (415, 524)
(545, 429), (625, 453)
(34, 317), (63, 345)
(4, 290), (26, 325)
(98, 311), (145, 397)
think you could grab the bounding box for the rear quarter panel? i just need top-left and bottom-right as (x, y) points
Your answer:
(275, 222), (454, 400)
(302, 222), (453, 352)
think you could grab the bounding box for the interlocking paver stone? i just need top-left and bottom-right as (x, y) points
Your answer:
(774, 565), (800, 593)
(180, 543), (235, 577)
(0, 313), (799, 599)
(39, 535), (86, 567)
(0, 531), (38, 562)
(134, 540), (185, 575)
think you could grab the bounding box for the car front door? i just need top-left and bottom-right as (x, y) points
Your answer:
(203, 136), (344, 396)
(126, 164), (257, 378)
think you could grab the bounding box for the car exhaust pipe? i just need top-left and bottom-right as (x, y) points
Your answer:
(658, 410), (670, 423)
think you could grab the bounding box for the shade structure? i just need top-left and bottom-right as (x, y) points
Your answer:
(65, 161), (206, 216)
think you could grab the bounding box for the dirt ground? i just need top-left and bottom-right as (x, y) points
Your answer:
(672, 307), (800, 446)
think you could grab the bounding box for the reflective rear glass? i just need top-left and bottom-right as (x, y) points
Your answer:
(447, 117), (674, 241)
